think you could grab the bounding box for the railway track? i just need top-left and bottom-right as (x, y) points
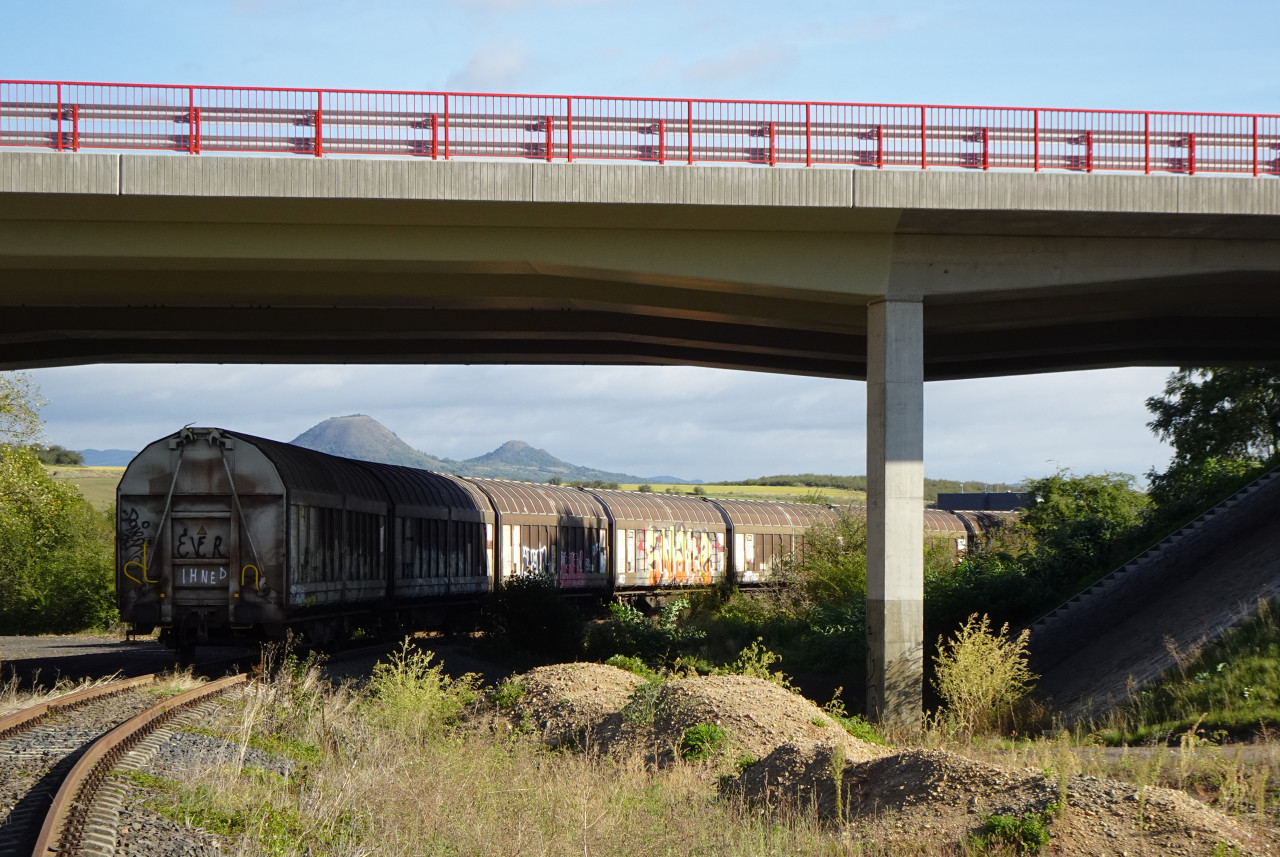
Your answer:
(0, 672), (247, 857)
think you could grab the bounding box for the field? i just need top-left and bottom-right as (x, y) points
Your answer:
(618, 483), (866, 505)
(45, 466), (124, 510)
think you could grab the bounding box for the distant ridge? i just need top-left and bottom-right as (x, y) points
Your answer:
(78, 448), (137, 466)
(290, 415), (694, 484)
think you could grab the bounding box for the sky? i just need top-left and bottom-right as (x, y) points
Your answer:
(7, 0), (1275, 484)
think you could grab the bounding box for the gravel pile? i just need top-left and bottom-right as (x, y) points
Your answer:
(650, 675), (886, 766)
(731, 746), (1275, 856)
(504, 662), (645, 748)
(499, 664), (1278, 855)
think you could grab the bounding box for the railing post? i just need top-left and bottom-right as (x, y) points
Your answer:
(443, 94), (450, 160)
(876, 124), (884, 168)
(1254, 115), (1260, 177)
(431, 113), (439, 160)
(314, 90), (324, 157)
(686, 100), (694, 165)
(1143, 113), (1150, 175)
(658, 118), (666, 165)
(1085, 130), (1093, 173)
(545, 115), (553, 162)
(1033, 109), (1040, 172)
(71, 104), (79, 152)
(768, 121), (776, 166)
(188, 87), (196, 154)
(920, 106), (927, 169)
(565, 99), (573, 163)
(192, 107), (202, 154)
(805, 103), (811, 167)
(1188, 132), (1196, 175)
(981, 126), (989, 171)
(56, 83), (63, 151)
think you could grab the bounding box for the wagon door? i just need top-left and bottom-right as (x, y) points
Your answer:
(170, 511), (237, 618)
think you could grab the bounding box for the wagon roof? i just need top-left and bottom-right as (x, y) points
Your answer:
(923, 509), (968, 536)
(464, 478), (609, 520)
(221, 429), (388, 500)
(709, 498), (840, 529)
(358, 460), (492, 510)
(586, 489), (727, 527)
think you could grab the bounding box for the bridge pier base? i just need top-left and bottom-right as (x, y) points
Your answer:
(865, 298), (924, 727)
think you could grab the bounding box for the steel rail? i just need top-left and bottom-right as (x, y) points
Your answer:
(0, 675), (155, 741)
(30, 673), (247, 857)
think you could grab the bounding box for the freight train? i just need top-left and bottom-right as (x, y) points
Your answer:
(116, 427), (1003, 653)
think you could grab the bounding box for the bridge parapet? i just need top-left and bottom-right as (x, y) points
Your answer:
(3, 80), (1279, 178)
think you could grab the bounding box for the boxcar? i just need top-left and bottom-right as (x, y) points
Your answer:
(586, 489), (729, 589)
(118, 427), (390, 651)
(467, 479), (611, 592)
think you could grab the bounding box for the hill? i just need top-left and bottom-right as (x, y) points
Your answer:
(291, 415), (454, 470)
(290, 415), (691, 484)
(79, 448), (137, 466)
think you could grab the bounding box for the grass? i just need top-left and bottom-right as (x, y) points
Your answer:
(115, 639), (1280, 857)
(1097, 599), (1280, 745)
(43, 465), (124, 510)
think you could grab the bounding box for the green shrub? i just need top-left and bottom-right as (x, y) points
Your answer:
(485, 573), (585, 660)
(964, 805), (1056, 854)
(679, 722), (728, 761)
(365, 639), (481, 741)
(0, 446), (117, 633)
(716, 638), (794, 689)
(620, 679), (665, 727)
(585, 598), (704, 666)
(822, 691), (887, 745)
(604, 654), (663, 682)
(933, 614), (1037, 735)
(490, 677), (528, 710)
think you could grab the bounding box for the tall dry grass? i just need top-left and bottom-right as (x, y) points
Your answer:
(137, 643), (1280, 857)
(156, 651), (978, 857)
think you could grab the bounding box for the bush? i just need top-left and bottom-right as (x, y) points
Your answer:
(0, 445), (117, 633)
(716, 638), (794, 689)
(604, 654), (663, 683)
(933, 613), (1037, 735)
(485, 573), (585, 660)
(584, 598), (704, 666)
(365, 639), (481, 741)
(965, 807), (1055, 854)
(679, 722), (728, 761)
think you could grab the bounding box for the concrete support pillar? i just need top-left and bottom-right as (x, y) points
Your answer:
(865, 298), (924, 726)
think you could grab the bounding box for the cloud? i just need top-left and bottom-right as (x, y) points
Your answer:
(22, 363), (1173, 486)
(446, 44), (534, 92)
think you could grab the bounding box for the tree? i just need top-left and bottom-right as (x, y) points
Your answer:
(1146, 368), (1280, 469)
(1020, 470), (1148, 575)
(0, 372), (43, 446)
(30, 444), (84, 465)
(0, 373), (116, 633)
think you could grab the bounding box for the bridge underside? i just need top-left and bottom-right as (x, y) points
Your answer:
(3, 268), (1280, 379)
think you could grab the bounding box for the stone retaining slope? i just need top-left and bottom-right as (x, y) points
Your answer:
(1028, 466), (1280, 724)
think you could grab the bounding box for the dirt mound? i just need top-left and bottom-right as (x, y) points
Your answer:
(504, 662), (643, 747)
(733, 746), (1272, 855)
(651, 675), (886, 767)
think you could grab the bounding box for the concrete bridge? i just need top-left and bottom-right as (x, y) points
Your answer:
(3, 148), (1280, 723)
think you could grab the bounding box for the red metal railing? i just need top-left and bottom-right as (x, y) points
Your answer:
(2, 79), (1278, 177)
